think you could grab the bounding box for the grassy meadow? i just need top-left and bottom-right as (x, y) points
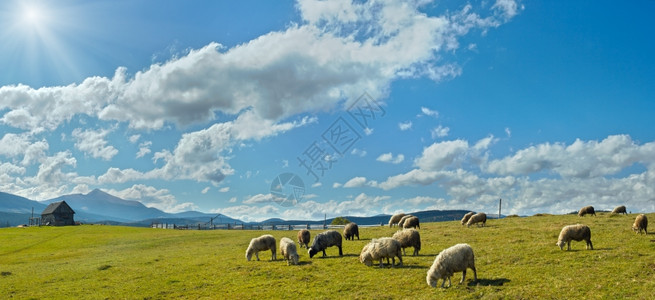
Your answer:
(1, 213), (655, 299)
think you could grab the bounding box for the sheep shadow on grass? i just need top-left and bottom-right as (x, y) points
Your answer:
(316, 254), (359, 259)
(469, 278), (511, 286)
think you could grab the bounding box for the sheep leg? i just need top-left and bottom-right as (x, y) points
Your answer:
(397, 254), (402, 267)
(460, 269), (466, 284)
(271, 250), (276, 260)
(402, 248), (406, 256)
(413, 247), (419, 256)
(587, 239), (593, 250)
(567, 241), (571, 251)
(391, 257), (396, 267)
(255, 252), (260, 261)
(379, 259), (384, 268)
(322, 249), (327, 257)
(338, 246), (343, 256)
(471, 266), (478, 282)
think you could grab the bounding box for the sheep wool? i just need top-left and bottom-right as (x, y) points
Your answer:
(343, 222), (360, 240)
(578, 205), (596, 217)
(297, 229), (311, 248)
(461, 212), (475, 226)
(392, 229), (421, 256)
(556, 224), (593, 250)
(632, 214), (648, 234)
(426, 243), (477, 288)
(279, 237), (299, 266)
(398, 215), (414, 228)
(388, 213), (406, 228)
(359, 237), (403, 267)
(246, 234), (277, 261)
(466, 212), (487, 227)
(403, 216), (420, 229)
(612, 205), (627, 215)
(308, 230), (343, 258)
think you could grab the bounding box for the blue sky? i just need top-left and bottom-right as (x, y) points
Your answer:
(1, 0), (655, 222)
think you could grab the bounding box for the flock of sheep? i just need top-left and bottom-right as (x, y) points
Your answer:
(245, 206), (650, 289)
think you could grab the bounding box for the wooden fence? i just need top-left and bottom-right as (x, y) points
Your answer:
(151, 222), (384, 230)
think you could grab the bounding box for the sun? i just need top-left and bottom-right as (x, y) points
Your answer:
(22, 5), (45, 27)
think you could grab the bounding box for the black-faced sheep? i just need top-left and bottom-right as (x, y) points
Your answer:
(578, 205), (596, 217)
(611, 205), (627, 215)
(403, 216), (420, 229)
(632, 214), (648, 234)
(246, 234), (276, 261)
(426, 243), (477, 288)
(398, 215), (414, 228)
(392, 229), (421, 256)
(388, 213), (406, 227)
(343, 222), (360, 240)
(466, 212), (486, 227)
(279, 237), (299, 265)
(308, 230), (343, 258)
(297, 229), (311, 248)
(359, 237), (403, 267)
(460, 211), (475, 226)
(556, 224), (593, 250)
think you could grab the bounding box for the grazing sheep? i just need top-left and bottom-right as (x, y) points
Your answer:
(632, 214), (648, 234)
(279, 237), (299, 265)
(398, 215), (414, 228)
(461, 212), (475, 226)
(388, 213), (406, 228)
(246, 234), (277, 261)
(359, 237), (403, 267)
(343, 222), (360, 240)
(611, 205), (627, 215)
(392, 229), (421, 256)
(466, 212), (487, 227)
(403, 216), (420, 229)
(297, 229), (311, 248)
(308, 230), (343, 258)
(556, 224), (593, 250)
(426, 243), (477, 288)
(578, 205), (596, 217)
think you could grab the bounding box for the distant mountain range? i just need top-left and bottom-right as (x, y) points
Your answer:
(0, 189), (478, 227)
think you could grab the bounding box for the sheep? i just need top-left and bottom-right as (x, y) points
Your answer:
(578, 205), (596, 217)
(343, 222), (360, 240)
(398, 215), (414, 228)
(279, 237), (299, 266)
(246, 234), (277, 261)
(392, 229), (421, 256)
(426, 243), (477, 288)
(297, 229), (311, 248)
(611, 205), (627, 215)
(403, 216), (420, 229)
(359, 237), (403, 267)
(388, 213), (406, 227)
(460, 211), (475, 226)
(466, 212), (487, 227)
(632, 214), (648, 234)
(556, 224), (593, 250)
(308, 230), (343, 258)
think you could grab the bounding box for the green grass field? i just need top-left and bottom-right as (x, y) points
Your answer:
(1, 213), (654, 299)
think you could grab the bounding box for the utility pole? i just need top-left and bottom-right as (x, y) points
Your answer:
(498, 198), (502, 219)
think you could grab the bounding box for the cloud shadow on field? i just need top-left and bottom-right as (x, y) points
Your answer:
(470, 278), (511, 286)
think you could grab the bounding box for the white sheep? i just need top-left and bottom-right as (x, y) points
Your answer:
(632, 214), (648, 234)
(403, 216), (420, 229)
(611, 205), (627, 215)
(460, 212), (475, 226)
(392, 229), (421, 256)
(426, 243), (477, 288)
(308, 230), (343, 258)
(398, 215), (413, 228)
(343, 222), (360, 240)
(556, 224), (593, 250)
(466, 212), (487, 227)
(246, 234), (277, 261)
(279, 237), (299, 265)
(388, 213), (406, 228)
(578, 205), (596, 217)
(359, 237), (403, 267)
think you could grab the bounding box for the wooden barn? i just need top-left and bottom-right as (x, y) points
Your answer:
(41, 201), (76, 226)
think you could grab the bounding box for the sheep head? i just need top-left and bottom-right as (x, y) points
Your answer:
(308, 247), (317, 258)
(246, 248), (254, 261)
(556, 240), (565, 250)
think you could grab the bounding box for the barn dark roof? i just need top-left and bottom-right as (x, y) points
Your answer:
(42, 201), (75, 215)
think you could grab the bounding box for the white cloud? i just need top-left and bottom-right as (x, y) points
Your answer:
(430, 125), (450, 138)
(415, 140), (469, 171)
(351, 148), (367, 157)
(377, 152), (405, 164)
(219, 187), (230, 193)
(129, 134), (140, 144)
(136, 141), (152, 158)
(398, 121), (412, 131)
(343, 176), (368, 188)
(72, 128), (118, 161)
(108, 184), (197, 213)
(201, 187), (210, 194)
(420, 107), (439, 118)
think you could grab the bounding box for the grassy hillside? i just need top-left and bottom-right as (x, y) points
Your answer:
(1, 213), (654, 299)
